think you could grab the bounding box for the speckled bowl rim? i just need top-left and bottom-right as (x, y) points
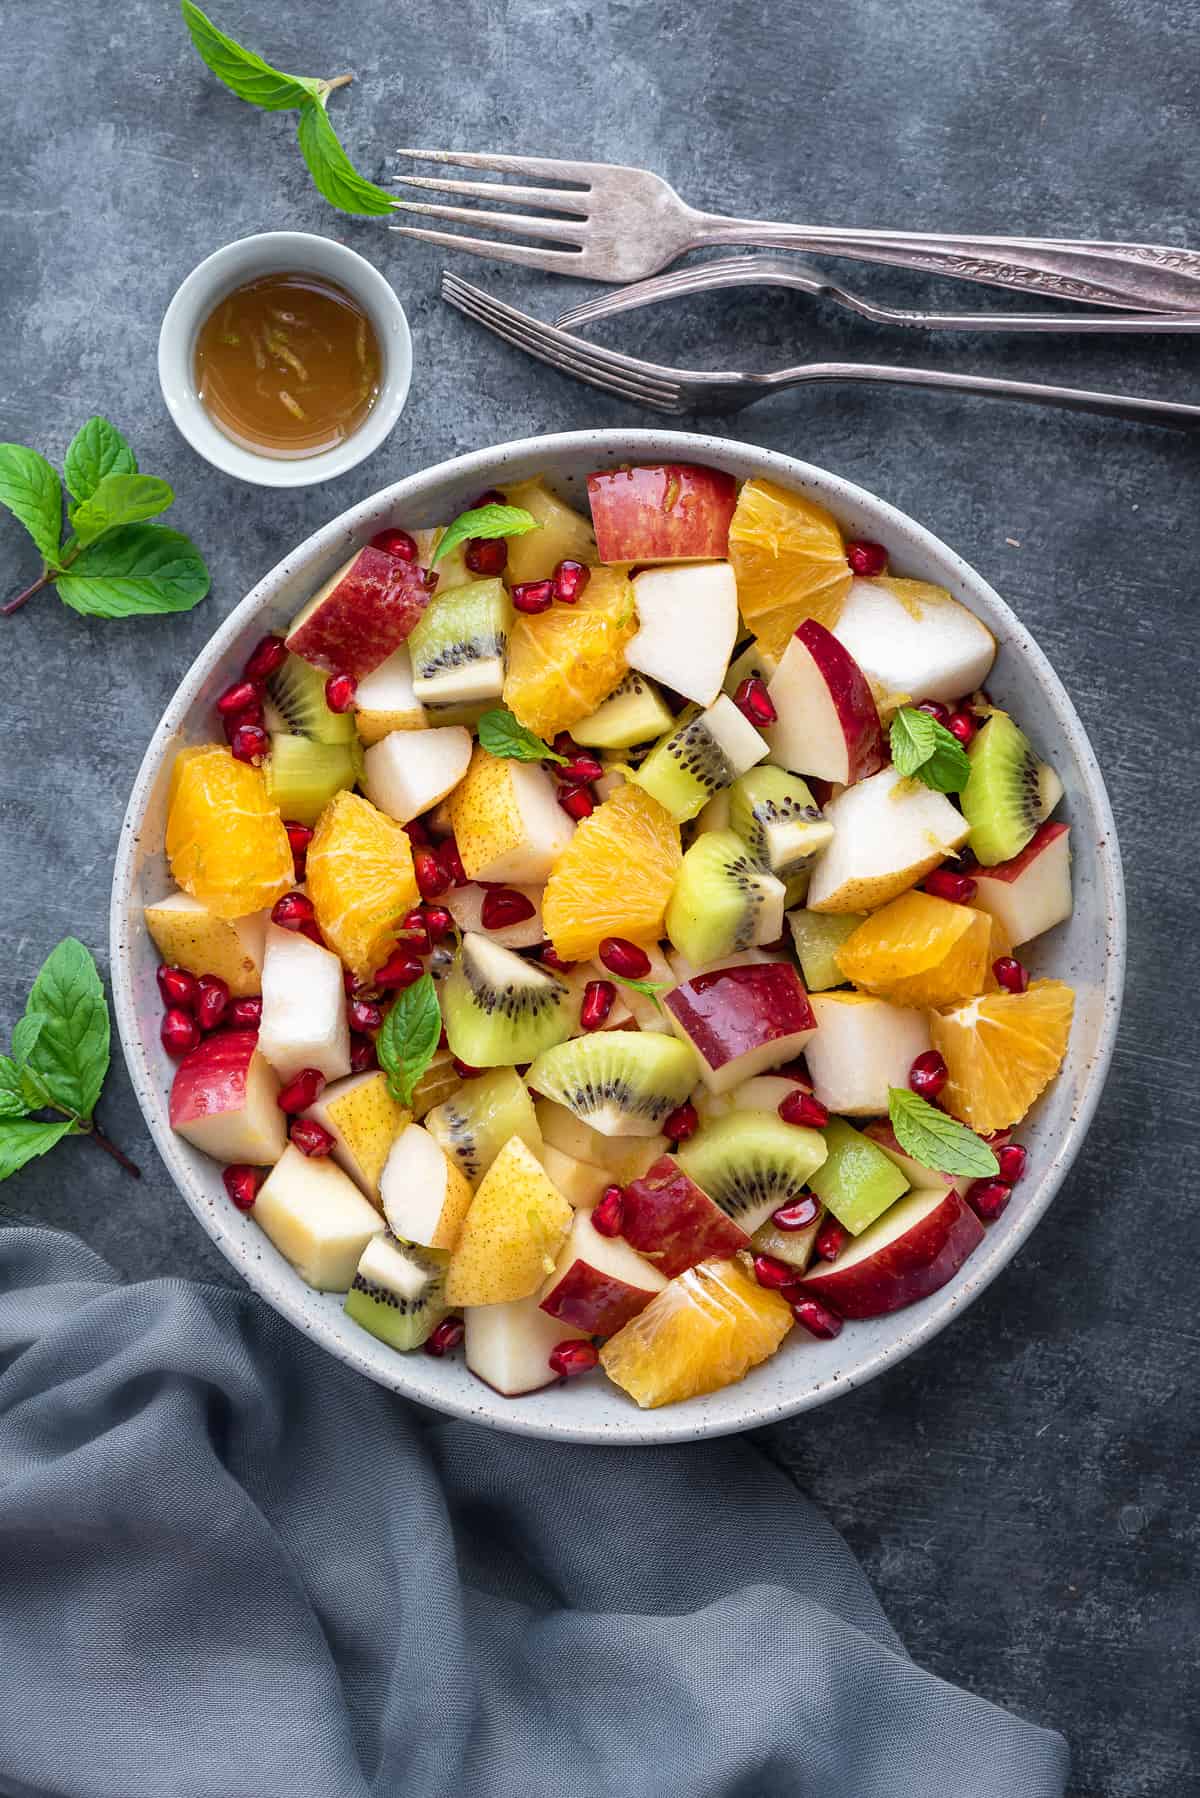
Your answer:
(111, 428), (1125, 1445)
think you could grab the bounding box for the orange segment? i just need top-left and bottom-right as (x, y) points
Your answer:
(836, 891), (993, 1008)
(503, 565), (637, 739)
(930, 979), (1075, 1133)
(727, 478), (853, 660)
(305, 790), (418, 981)
(600, 1256), (793, 1408)
(165, 744), (294, 920)
(542, 783), (681, 961)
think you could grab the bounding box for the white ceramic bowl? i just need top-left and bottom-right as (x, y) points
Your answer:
(111, 430), (1125, 1445)
(157, 231), (412, 488)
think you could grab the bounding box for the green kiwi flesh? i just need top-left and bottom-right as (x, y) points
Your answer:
(441, 932), (572, 1067)
(267, 653), (356, 745)
(572, 672), (675, 750)
(806, 1118), (908, 1235)
(676, 1112), (828, 1233)
(665, 828), (786, 967)
(787, 909), (865, 991)
(527, 1032), (697, 1137)
(266, 735), (362, 826)
(344, 1233), (449, 1351)
(631, 706), (737, 822)
(424, 1067), (543, 1184)
(728, 767), (834, 879)
(407, 578), (512, 705)
(960, 711), (1060, 866)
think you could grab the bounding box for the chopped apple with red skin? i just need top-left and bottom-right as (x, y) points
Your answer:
(362, 726), (472, 825)
(169, 1029), (287, 1165)
(627, 563), (738, 707)
(807, 766), (970, 913)
(970, 822), (1072, 947)
(620, 1155), (750, 1277)
(831, 577), (996, 711)
(797, 1186), (984, 1318)
(805, 992), (932, 1116)
(465, 1294), (587, 1397)
(539, 1208), (667, 1334)
(764, 619), (887, 786)
(257, 923), (351, 1084)
(587, 463), (737, 564)
(285, 547), (431, 677)
(664, 961), (817, 1094)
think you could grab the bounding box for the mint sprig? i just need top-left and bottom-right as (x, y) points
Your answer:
(0, 939), (139, 1182)
(477, 708), (567, 765)
(887, 1087), (999, 1180)
(890, 706), (971, 794)
(181, 2), (397, 217)
(431, 503), (540, 567)
(377, 974), (442, 1108)
(0, 418), (210, 622)
(611, 973), (670, 1011)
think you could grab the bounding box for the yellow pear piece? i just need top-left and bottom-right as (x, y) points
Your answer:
(444, 1135), (572, 1306)
(302, 1071), (409, 1205)
(144, 892), (267, 997)
(449, 746), (573, 885)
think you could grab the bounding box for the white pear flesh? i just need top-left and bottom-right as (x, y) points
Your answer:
(380, 1122), (473, 1250)
(252, 1144), (385, 1291)
(258, 924), (351, 1083)
(443, 881), (545, 950)
(807, 767), (970, 912)
(465, 1293), (588, 1396)
(363, 726), (473, 824)
(970, 822), (1072, 946)
(832, 577), (996, 708)
(144, 891), (267, 997)
(353, 646), (427, 744)
(805, 994), (933, 1115)
(627, 562), (739, 707)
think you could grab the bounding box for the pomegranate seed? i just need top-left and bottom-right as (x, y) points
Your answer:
(375, 950), (425, 990)
(298, 920), (325, 947)
(325, 672), (358, 714)
(216, 678), (261, 717)
(558, 754), (605, 786)
(481, 887), (537, 930)
(778, 1089), (830, 1129)
(908, 1050), (948, 1101)
(552, 732), (582, 758)
(230, 722), (269, 764)
(451, 1057), (484, 1079)
(552, 559), (590, 604)
(284, 820), (313, 880)
(392, 908), (430, 955)
(965, 1178), (1013, 1222)
(156, 964), (198, 1010)
(290, 1117), (335, 1158)
(348, 996), (383, 1033)
(404, 817), (432, 847)
(422, 904), (455, 944)
(663, 1101), (699, 1143)
(753, 1254), (798, 1292)
(790, 1295), (844, 1339)
(511, 579), (554, 614)
(592, 1185), (626, 1237)
(924, 867), (977, 905)
(438, 1026), (449, 1049)
(196, 974), (229, 1032)
(221, 700), (263, 745)
(471, 487), (507, 509)
(845, 538), (888, 578)
(243, 634), (288, 682)
(436, 838), (468, 888)
(223, 1165), (262, 1211)
(549, 1339), (599, 1378)
(271, 892), (316, 931)
(993, 956), (1030, 994)
(580, 979), (616, 1031)
(733, 675), (778, 727)
(414, 848), (451, 900)
(350, 1033), (378, 1074)
(915, 699), (951, 727)
(539, 944), (575, 973)
(424, 1315), (465, 1357)
(276, 1067), (326, 1114)
(814, 1217), (848, 1262)
(598, 937), (651, 980)
(557, 784), (594, 821)
(946, 710), (976, 745)
(161, 1007), (200, 1058)
(465, 536), (507, 576)
(997, 1142), (1028, 1185)
(771, 1193), (820, 1232)
(227, 996), (262, 1029)
(369, 526), (418, 561)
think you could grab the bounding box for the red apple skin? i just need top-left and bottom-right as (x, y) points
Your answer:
(620, 1156), (750, 1277)
(798, 1188), (984, 1318)
(587, 464), (737, 564)
(285, 548), (431, 677)
(976, 820), (1068, 883)
(169, 1029), (259, 1126)
(539, 1261), (657, 1335)
(794, 619), (887, 784)
(664, 963), (816, 1076)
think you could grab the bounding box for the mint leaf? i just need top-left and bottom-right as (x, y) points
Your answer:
(887, 1087), (999, 1180)
(63, 417), (137, 503)
(23, 939), (110, 1121)
(431, 504), (539, 567)
(890, 706), (971, 795)
(0, 1118), (77, 1182)
(55, 525), (211, 619)
(612, 974), (669, 1010)
(69, 474), (174, 548)
(0, 1058), (29, 1120)
(296, 100), (397, 217)
(180, 1), (322, 109)
(376, 974), (441, 1109)
(0, 444), (63, 568)
(477, 708), (567, 765)
(11, 1013), (47, 1067)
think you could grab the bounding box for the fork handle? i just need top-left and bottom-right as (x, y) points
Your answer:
(768, 361), (1200, 428)
(691, 218), (1200, 312)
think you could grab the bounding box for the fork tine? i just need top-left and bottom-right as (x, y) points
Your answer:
(446, 298), (683, 413)
(395, 147), (601, 185)
(394, 173), (591, 216)
(392, 198), (587, 246)
(557, 266), (711, 328)
(387, 223), (584, 272)
(440, 276), (682, 399)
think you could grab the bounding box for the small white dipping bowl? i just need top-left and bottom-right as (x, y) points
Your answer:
(158, 230), (412, 489)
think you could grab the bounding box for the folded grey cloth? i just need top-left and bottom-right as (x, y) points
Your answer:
(0, 1221), (1069, 1798)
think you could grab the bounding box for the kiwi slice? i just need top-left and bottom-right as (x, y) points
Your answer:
(266, 653), (356, 745)
(806, 1117), (907, 1235)
(527, 1032), (697, 1137)
(631, 695), (767, 823)
(728, 767), (834, 879)
(344, 1232), (449, 1351)
(266, 735), (361, 826)
(424, 1067), (542, 1184)
(787, 909), (865, 991)
(406, 577), (512, 705)
(677, 1111), (828, 1234)
(573, 673), (675, 750)
(722, 638), (779, 698)
(665, 828), (786, 967)
(441, 931), (572, 1066)
(960, 710), (1061, 866)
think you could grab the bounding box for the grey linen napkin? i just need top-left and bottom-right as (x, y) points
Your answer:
(0, 1221), (1069, 1798)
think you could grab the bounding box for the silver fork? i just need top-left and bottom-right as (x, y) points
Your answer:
(440, 272), (1200, 427)
(393, 149), (1200, 311)
(555, 253), (1200, 336)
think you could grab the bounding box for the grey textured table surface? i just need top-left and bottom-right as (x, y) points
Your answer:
(2, 2), (1198, 1794)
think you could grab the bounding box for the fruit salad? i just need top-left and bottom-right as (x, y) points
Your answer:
(146, 465), (1076, 1410)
